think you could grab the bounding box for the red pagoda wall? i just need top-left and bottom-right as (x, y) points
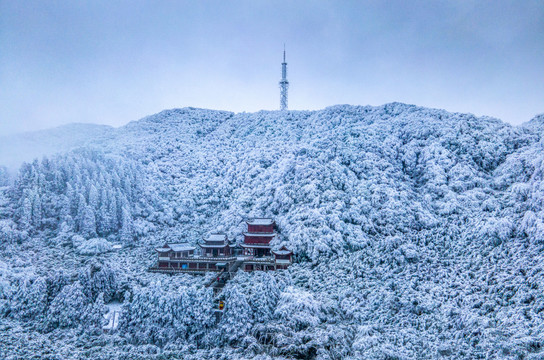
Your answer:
(244, 235), (273, 244)
(247, 224), (274, 233)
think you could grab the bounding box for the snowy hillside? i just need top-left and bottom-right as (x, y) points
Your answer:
(1, 103), (544, 359)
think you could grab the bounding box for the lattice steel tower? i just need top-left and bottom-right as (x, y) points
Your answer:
(279, 46), (289, 111)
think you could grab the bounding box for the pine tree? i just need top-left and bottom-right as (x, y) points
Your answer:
(107, 191), (118, 232)
(97, 188), (109, 235)
(251, 274), (281, 322)
(81, 205), (97, 238)
(20, 197), (32, 230)
(47, 281), (88, 329)
(219, 287), (253, 345)
(30, 190), (42, 229)
(13, 277), (48, 320)
(88, 184), (99, 210)
(76, 193), (87, 232)
(86, 292), (107, 331)
(120, 206), (134, 244)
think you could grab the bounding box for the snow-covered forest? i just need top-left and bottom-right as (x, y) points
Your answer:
(1, 103), (544, 359)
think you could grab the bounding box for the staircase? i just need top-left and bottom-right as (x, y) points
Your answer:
(206, 258), (245, 296)
(228, 258), (244, 275)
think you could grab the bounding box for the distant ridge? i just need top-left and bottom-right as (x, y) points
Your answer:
(1, 103), (542, 170)
(0, 123), (114, 169)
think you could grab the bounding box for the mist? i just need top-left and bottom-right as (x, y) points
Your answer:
(1, 1), (543, 135)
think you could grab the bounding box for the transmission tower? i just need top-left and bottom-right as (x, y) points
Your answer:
(279, 45), (289, 111)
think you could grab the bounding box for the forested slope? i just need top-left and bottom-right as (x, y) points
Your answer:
(0, 103), (543, 359)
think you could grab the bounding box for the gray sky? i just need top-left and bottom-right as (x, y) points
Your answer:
(1, 1), (543, 135)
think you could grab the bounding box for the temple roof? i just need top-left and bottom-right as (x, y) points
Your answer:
(273, 250), (292, 255)
(200, 243), (229, 248)
(244, 232), (276, 237)
(246, 218), (274, 226)
(272, 246), (293, 255)
(205, 233), (227, 242)
(167, 243), (196, 252)
(240, 243), (272, 249)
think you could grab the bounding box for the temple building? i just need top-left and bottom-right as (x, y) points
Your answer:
(155, 243), (197, 270)
(150, 218), (292, 273)
(241, 218), (276, 257)
(200, 233), (232, 257)
(272, 246), (293, 270)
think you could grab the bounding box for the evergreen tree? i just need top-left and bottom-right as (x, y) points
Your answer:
(12, 277), (48, 321)
(81, 205), (97, 238)
(219, 287), (253, 345)
(47, 281), (88, 329)
(251, 275), (281, 323)
(76, 193), (87, 232)
(86, 292), (107, 331)
(30, 190), (42, 229)
(20, 197), (32, 230)
(88, 184), (99, 210)
(120, 206), (134, 244)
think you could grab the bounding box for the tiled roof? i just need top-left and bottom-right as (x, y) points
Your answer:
(240, 243), (272, 248)
(205, 233), (227, 242)
(200, 243), (229, 248)
(168, 243), (196, 252)
(246, 218), (274, 225)
(272, 249), (292, 255)
(244, 232), (275, 237)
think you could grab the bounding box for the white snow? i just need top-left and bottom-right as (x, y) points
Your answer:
(103, 302), (123, 332)
(2, 103), (544, 358)
(247, 218), (274, 225)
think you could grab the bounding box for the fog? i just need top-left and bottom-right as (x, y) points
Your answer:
(1, 1), (543, 136)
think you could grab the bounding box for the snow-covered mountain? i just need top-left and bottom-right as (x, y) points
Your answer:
(0, 123), (114, 170)
(1, 103), (544, 359)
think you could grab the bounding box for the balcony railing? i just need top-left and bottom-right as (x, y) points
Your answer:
(244, 257), (275, 265)
(148, 267), (222, 273)
(182, 256), (236, 262)
(275, 259), (291, 264)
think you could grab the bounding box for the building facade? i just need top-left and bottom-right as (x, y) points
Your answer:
(150, 218), (292, 273)
(200, 233), (232, 257)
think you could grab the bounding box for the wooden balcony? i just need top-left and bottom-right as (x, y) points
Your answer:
(160, 256), (237, 262)
(148, 267), (222, 274)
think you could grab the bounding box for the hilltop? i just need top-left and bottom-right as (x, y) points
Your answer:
(1, 103), (544, 359)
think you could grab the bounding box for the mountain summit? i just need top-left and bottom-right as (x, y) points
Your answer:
(1, 103), (543, 358)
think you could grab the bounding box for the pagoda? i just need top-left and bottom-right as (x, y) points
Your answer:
(241, 218), (276, 257)
(155, 242), (196, 270)
(150, 218), (292, 273)
(241, 218), (293, 271)
(200, 233), (232, 257)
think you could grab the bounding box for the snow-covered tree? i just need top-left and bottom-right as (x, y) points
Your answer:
(47, 281), (88, 329)
(218, 286), (254, 345)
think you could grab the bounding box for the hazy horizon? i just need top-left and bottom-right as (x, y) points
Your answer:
(1, 1), (543, 135)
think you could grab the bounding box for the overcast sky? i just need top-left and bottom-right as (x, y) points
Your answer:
(1, 1), (543, 135)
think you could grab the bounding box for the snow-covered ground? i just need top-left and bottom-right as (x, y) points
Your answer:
(0, 103), (543, 359)
(103, 301), (122, 332)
